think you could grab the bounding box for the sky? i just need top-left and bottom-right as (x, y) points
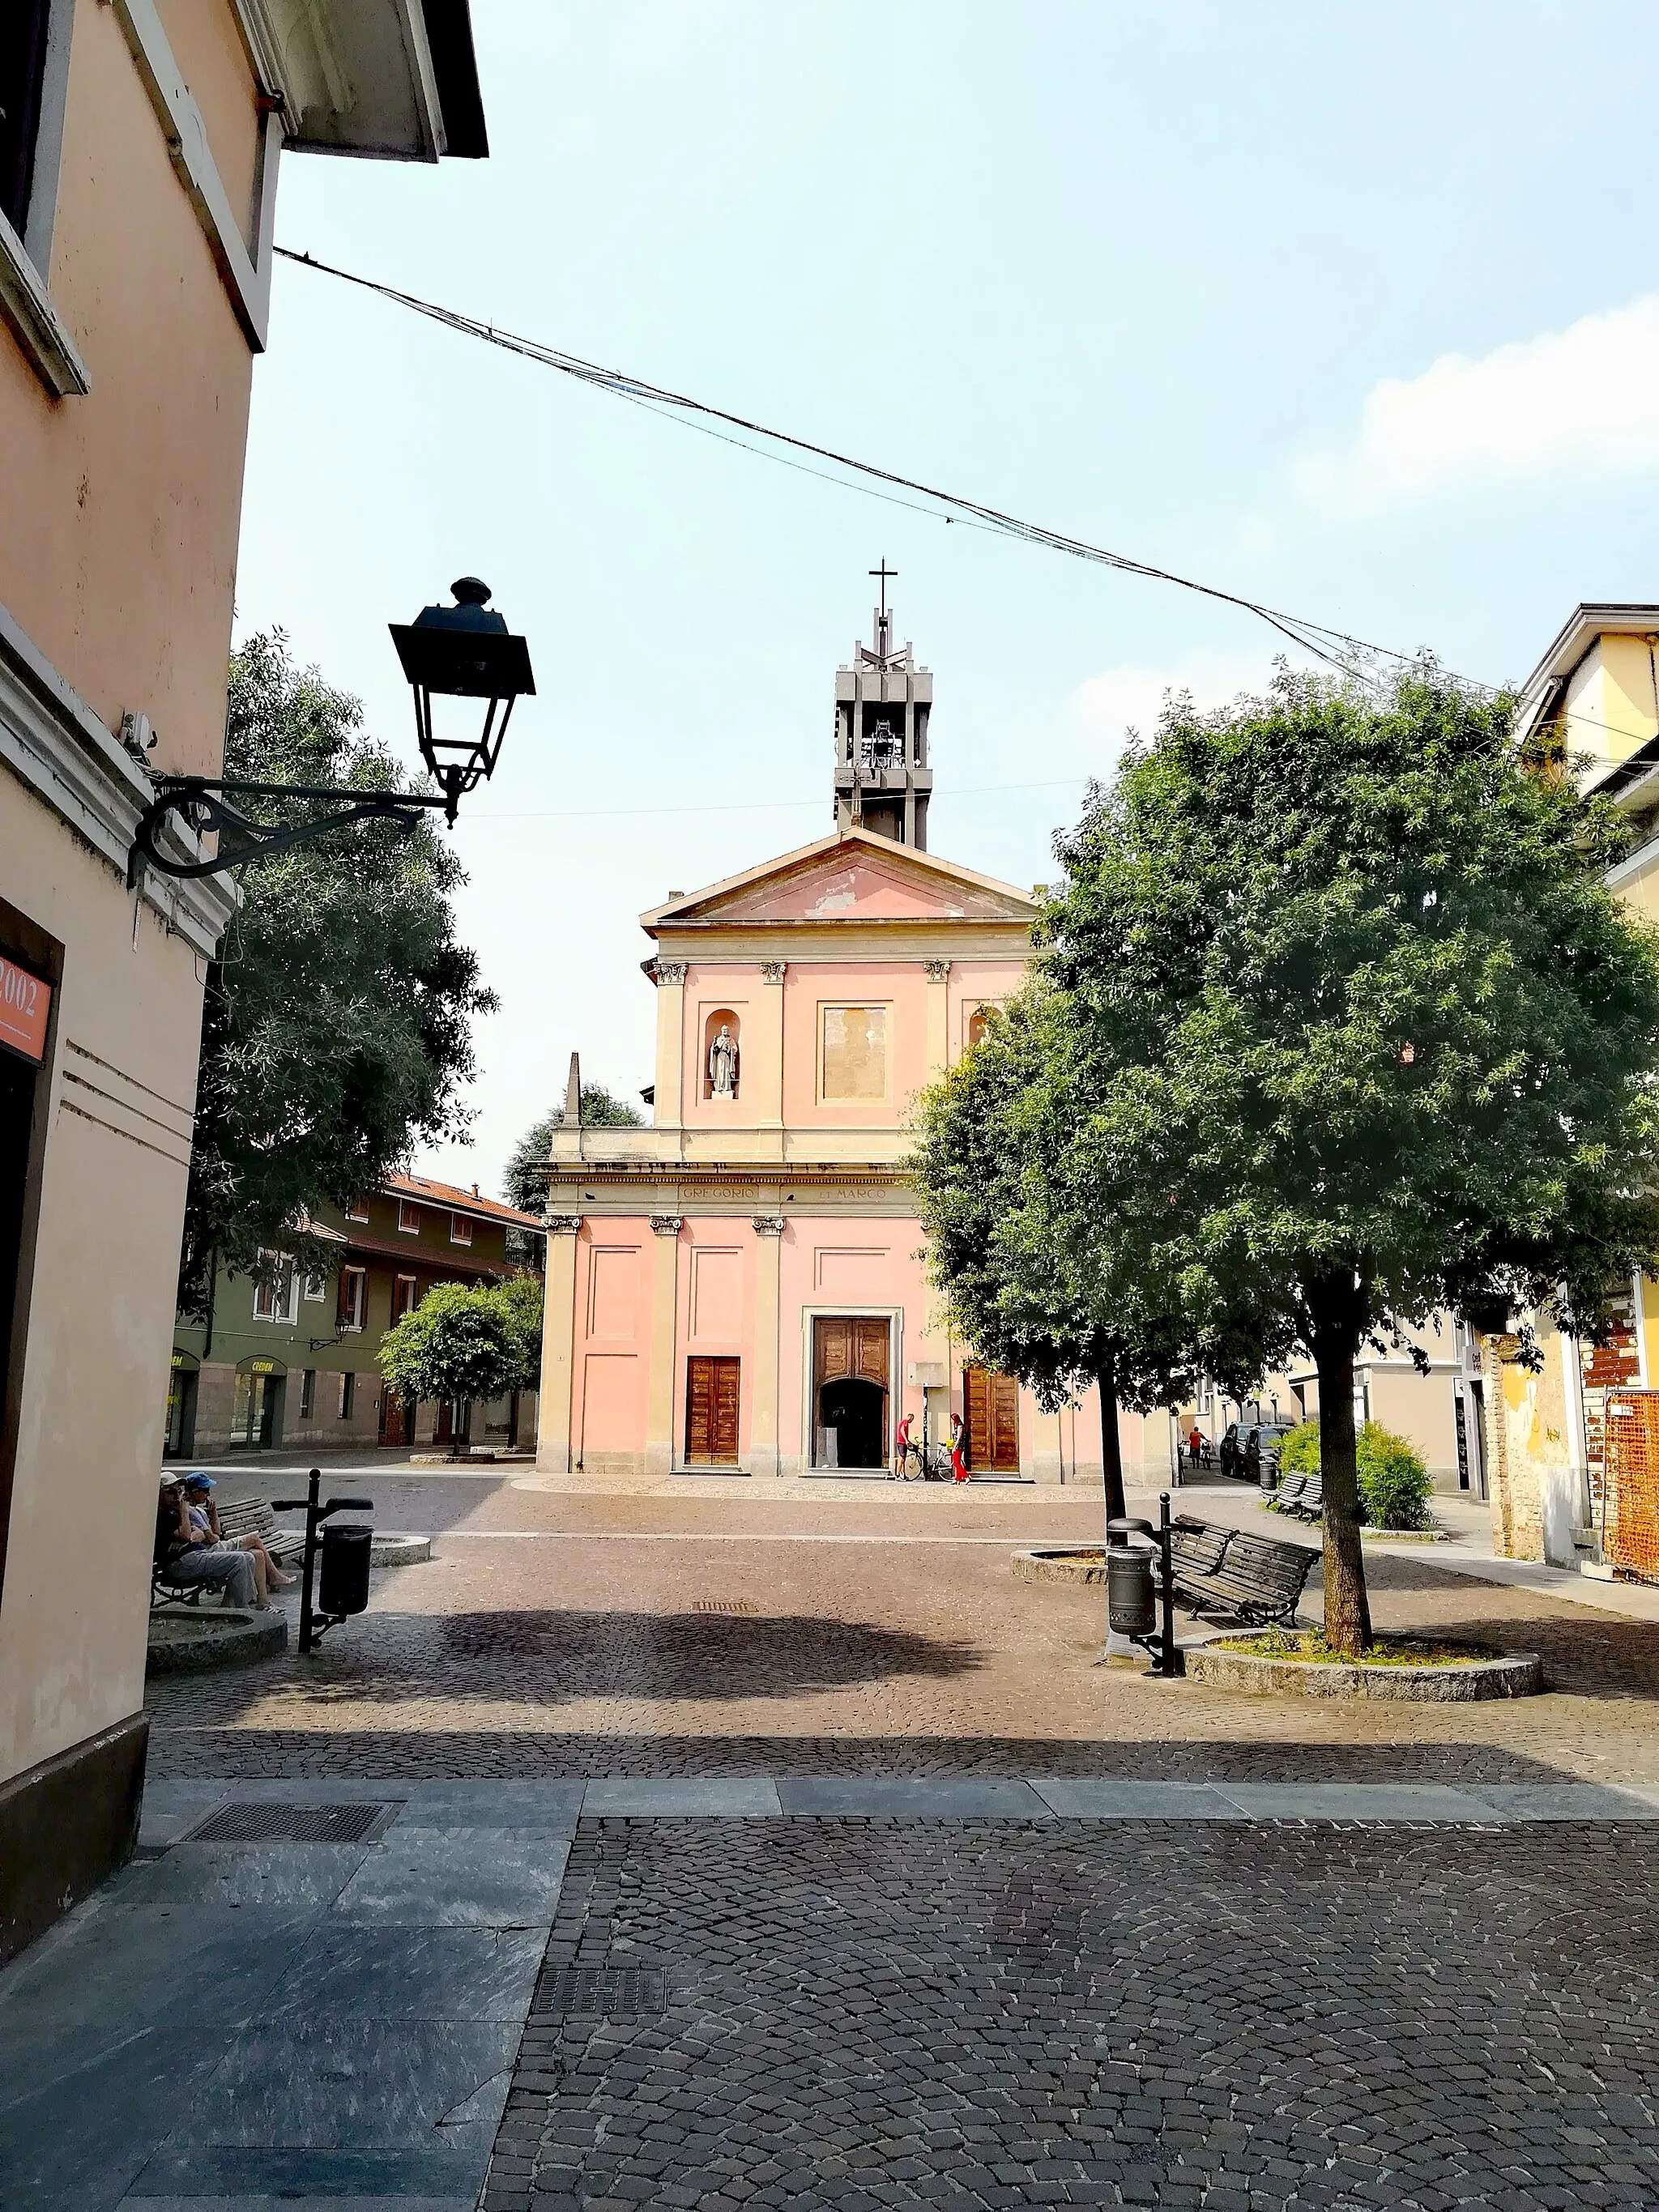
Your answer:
(234, 0), (1659, 1198)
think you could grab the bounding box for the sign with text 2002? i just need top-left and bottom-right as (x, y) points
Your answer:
(0, 954), (51, 1063)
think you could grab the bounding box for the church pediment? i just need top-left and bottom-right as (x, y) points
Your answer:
(642, 830), (1040, 930)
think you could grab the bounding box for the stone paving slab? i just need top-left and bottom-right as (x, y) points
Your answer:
(331, 1831), (570, 1928)
(1030, 1779), (1251, 1818)
(1210, 1779), (1504, 1822)
(775, 1775), (1051, 1818)
(580, 1775), (783, 1817)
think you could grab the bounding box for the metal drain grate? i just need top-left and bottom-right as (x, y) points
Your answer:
(692, 1598), (757, 1615)
(531, 1967), (667, 2016)
(186, 1801), (395, 1844)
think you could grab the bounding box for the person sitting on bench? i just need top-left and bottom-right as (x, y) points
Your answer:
(156, 1475), (262, 1608)
(181, 1472), (296, 1600)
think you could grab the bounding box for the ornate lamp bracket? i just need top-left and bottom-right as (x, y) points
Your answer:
(128, 776), (452, 886)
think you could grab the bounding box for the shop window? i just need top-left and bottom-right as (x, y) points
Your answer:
(821, 1004), (886, 1102)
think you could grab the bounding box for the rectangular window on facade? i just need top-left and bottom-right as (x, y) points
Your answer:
(302, 1271), (327, 1303)
(821, 1004), (887, 1102)
(251, 1253), (298, 1326)
(1, 2), (53, 236)
(346, 1197), (369, 1221)
(395, 1273), (418, 1319)
(398, 1198), (421, 1234)
(450, 1211), (472, 1245)
(684, 1355), (740, 1466)
(300, 1369), (316, 1419)
(338, 1266), (366, 1332)
(338, 1370), (356, 1418)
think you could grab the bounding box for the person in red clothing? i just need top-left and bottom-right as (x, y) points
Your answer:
(1188, 1423), (1204, 1471)
(949, 1412), (970, 1482)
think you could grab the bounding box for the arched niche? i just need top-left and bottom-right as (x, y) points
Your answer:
(702, 1008), (741, 1101)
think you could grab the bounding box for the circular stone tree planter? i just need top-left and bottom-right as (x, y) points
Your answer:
(1012, 1547), (1107, 1585)
(369, 1532), (430, 1567)
(1183, 1641), (1542, 1702)
(147, 1605), (288, 1674)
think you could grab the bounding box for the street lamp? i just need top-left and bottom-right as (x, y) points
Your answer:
(390, 577), (535, 824)
(129, 578), (535, 882)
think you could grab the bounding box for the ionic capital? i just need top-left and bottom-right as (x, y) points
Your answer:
(751, 1214), (787, 1238)
(544, 1213), (583, 1236)
(650, 1214), (685, 1237)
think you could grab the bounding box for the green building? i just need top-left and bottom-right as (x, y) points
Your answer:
(168, 1174), (544, 1456)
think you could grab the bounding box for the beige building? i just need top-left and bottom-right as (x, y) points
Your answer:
(1461, 607), (1659, 1570)
(0, 0), (487, 1962)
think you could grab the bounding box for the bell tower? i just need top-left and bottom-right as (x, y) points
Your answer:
(832, 562), (934, 848)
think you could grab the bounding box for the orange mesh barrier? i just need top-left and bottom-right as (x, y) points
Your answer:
(1601, 1389), (1659, 1583)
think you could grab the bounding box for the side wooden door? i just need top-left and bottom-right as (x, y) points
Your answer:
(686, 1355), (741, 1465)
(965, 1366), (1021, 1472)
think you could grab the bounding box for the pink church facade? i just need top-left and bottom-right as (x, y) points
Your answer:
(534, 827), (1102, 1485)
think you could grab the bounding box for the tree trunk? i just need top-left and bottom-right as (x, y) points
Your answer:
(1095, 1341), (1127, 1524)
(1309, 1294), (1372, 1656)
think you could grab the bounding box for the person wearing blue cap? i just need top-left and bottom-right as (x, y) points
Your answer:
(156, 1474), (258, 1608)
(180, 1472), (296, 1604)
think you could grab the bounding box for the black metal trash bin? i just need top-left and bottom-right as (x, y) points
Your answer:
(318, 1524), (372, 1616)
(1107, 1543), (1158, 1638)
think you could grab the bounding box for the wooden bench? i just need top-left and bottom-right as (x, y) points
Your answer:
(1275, 1472), (1324, 1523)
(1169, 1513), (1318, 1627)
(215, 1495), (306, 1563)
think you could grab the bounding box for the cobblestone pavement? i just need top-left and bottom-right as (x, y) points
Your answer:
(143, 1477), (1659, 1785)
(480, 1815), (1659, 2212)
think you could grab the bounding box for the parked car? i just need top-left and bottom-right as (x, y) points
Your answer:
(1245, 1422), (1298, 1488)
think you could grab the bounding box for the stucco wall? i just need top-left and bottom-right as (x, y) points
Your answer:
(0, 0), (256, 776)
(0, 780), (205, 1785)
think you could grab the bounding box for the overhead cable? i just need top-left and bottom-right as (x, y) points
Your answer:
(274, 245), (1469, 694)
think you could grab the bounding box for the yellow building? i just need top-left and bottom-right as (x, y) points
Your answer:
(0, 0), (486, 1961)
(1482, 605), (1659, 1568)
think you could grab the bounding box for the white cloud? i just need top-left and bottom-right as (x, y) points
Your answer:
(1297, 295), (1659, 506)
(1069, 658), (1271, 752)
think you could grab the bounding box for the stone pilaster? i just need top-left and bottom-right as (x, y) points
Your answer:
(646, 1215), (684, 1476)
(923, 958), (951, 1081)
(653, 961), (688, 1129)
(750, 1215), (786, 1477)
(535, 1215), (583, 1473)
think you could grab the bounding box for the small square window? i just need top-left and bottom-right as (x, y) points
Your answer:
(395, 1273), (418, 1319)
(303, 1272), (326, 1303)
(398, 1199), (421, 1234)
(450, 1212), (473, 1246)
(346, 1197), (369, 1223)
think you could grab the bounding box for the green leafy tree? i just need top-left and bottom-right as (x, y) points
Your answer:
(1045, 664), (1659, 1652)
(503, 1085), (642, 1216)
(912, 982), (1265, 1519)
(179, 633), (495, 1315)
(377, 1282), (521, 1457)
(492, 1272), (544, 1388)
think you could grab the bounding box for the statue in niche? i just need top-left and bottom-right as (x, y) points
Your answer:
(708, 1022), (740, 1099)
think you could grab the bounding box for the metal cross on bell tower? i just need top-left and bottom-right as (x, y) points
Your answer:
(869, 559), (898, 664)
(832, 564), (934, 849)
